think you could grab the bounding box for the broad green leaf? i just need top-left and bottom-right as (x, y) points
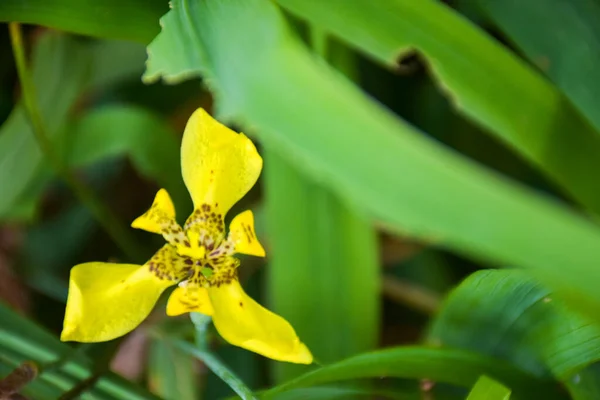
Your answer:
(0, 302), (159, 400)
(273, 0), (600, 214)
(0, 33), (149, 222)
(476, 0), (600, 134)
(0, 0), (167, 43)
(262, 347), (560, 400)
(264, 150), (379, 382)
(148, 339), (198, 400)
(427, 270), (600, 383)
(144, 0), (600, 313)
(466, 376), (511, 400)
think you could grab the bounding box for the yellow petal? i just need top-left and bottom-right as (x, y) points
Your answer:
(181, 108), (262, 215)
(61, 245), (186, 342)
(131, 188), (176, 234)
(166, 286), (214, 316)
(61, 263), (172, 342)
(229, 210), (265, 257)
(208, 280), (312, 364)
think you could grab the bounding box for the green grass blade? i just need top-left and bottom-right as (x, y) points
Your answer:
(0, 0), (167, 42)
(262, 347), (560, 400)
(0, 303), (159, 399)
(264, 150), (379, 382)
(476, 0), (600, 134)
(274, 0), (600, 214)
(172, 339), (257, 400)
(466, 376), (511, 400)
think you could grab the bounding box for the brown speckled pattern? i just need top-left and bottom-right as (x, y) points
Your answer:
(147, 203), (240, 288)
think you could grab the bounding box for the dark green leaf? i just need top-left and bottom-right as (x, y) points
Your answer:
(0, 33), (149, 222)
(427, 270), (600, 380)
(476, 0), (600, 134)
(0, 0), (167, 43)
(0, 302), (159, 400)
(0, 32), (90, 220)
(66, 105), (189, 211)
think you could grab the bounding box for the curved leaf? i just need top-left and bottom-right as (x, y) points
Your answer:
(273, 0), (600, 214)
(144, 0), (600, 313)
(262, 347), (559, 400)
(427, 270), (600, 380)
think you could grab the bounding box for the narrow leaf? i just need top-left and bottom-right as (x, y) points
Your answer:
(264, 150), (379, 381)
(262, 347), (559, 400)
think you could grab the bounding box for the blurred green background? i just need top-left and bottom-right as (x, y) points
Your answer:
(2, 0), (600, 399)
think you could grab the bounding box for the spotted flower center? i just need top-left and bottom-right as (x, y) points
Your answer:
(138, 199), (240, 288)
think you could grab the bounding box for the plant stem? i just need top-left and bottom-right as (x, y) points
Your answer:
(8, 23), (145, 262)
(381, 275), (441, 315)
(186, 313), (257, 400)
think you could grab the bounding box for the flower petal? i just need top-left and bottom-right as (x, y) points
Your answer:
(131, 189), (191, 249)
(166, 286), (214, 316)
(181, 108), (262, 215)
(208, 279), (312, 364)
(61, 245), (187, 342)
(131, 188), (176, 234)
(228, 210), (265, 257)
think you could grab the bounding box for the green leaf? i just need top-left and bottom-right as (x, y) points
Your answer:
(0, 33), (149, 222)
(476, 0), (600, 134)
(0, 0), (167, 43)
(566, 363), (600, 400)
(147, 339), (198, 400)
(263, 385), (410, 400)
(466, 376), (511, 400)
(144, 0), (600, 314)
(0, 302), (159, 400)
(427, 270), (600, 385)
(66, 105), (189, 211)
(0, 32), (90, 220)
(264, 150), (379, 382)
(262, 347), (559, 400)
(273, 0), (600, 214)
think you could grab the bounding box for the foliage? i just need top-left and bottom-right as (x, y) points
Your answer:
(1, 0), (600, 399)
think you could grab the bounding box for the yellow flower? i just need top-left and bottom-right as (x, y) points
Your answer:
(60, 108), (312, 364)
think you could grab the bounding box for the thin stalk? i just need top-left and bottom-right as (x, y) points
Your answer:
(176, 315), (257, 400)
(8, 23), (145, 262)
(381, 275), (441, 315)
